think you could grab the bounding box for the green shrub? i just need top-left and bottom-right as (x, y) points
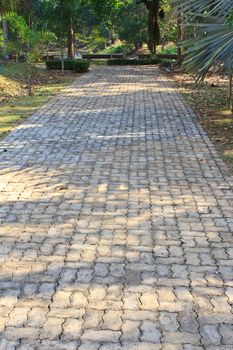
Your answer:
(46, 60), (74, 70)
(160, 59), (177, 68)
(102, 43), (133, 55)
(73, 60), (90, 73)
(157, 46), (178, 55)
(137, 54), (152, 59)
(46, 60), (90, 73)
(107, 58), (161, 66)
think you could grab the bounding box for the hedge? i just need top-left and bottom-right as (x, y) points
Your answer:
(46, 59), (90, 73)
(106, 58), (162, 66)
(137, 54), (152, 60)
(46, 60), (74, 70)
(73, 60), (90, 73)
(160, 59), (177, 68)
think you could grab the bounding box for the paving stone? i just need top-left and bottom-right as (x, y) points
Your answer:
(219, 324), (233, 345)
(121, 320), (140, 342)
(162, 332), (201, 345)
(41, 318), (63, 340)
(123, 292), (140, 310)
(200, 324), (221, 345)
(4, 327), (40, 341)
(39, 340), (79, 350)
(140, 292), (159, 310)
(83, 309), (102, 330)
(225, 287), (233, 304)
(141, 320), (161, 343)
(26, 307), (47, 327)
(205, 347), (233, 350)
(52, 291), (71, 307)
(48, 307), (85, 319)
(81, 329), (121, 343)
(159, 312), (179, 332)
(7, 307), (29, 327)
(179, 312), (199, 333)
(71, 292), (88, 308)
(102, 310), (122, 331)
(0, 339), (19, 350)
(62, 318), (83, 340)
(100, 343), (162, 350)
(78, 343), (100, 350)
(123, 310), (158, 322)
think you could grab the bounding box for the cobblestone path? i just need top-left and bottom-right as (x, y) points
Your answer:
(0, 66), (233, 350)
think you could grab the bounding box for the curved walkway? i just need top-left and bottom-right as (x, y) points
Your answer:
(0, 66), (233, 350)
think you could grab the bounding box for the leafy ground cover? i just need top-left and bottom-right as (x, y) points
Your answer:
(157, 42), (178, 55)
(101, 42), (132, 55)
(0, 62), (76, 137)
(167, 69), (233, 172)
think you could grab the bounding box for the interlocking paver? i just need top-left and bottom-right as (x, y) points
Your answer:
(0, 66), (233, 349)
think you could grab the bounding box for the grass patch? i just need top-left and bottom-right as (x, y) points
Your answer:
(1, 62), (49, 85)
(0, 62), (76, 138)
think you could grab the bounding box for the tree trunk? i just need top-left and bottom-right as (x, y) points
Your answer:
(21, 0), (33, 28)
(2, 19), (9, 59)
(134, 42), (143, 51)
(28, 63), (33, 96)
(67, 18), (75, 60)
(228, 72), (233, 111)
(61, 45), (65, 73)
(145, 1), (160, 56)
(177, 13), (182, 65)
(2, 19), (9, 42)
(28, 9), (32, 28)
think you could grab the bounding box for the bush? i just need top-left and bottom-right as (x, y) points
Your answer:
(107, 58), (161, 66)
(137, 54), (152, 59)
(160, 59), (177, 68)
(157, 44), (178, 56)
(102, 43), (133, 55)
(46, 60), (90, 73)
(73, 60), (90, 73)
(46, 60), (74, 70)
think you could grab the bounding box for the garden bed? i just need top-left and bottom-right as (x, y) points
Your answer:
(166, 68), (233, 172)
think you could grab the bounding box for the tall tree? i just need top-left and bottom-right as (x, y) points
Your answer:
(116, 2), (148, 50)
(18, 0), (40, 28)
(91, 0), (129, 26)
(0, 0), (18, 53)
(4, 12), (55, 94)
(37, 0), (68, 67)
(138, 0), (161, 54)
(92, 0), (166, 54)
(38, 0), (85, 60)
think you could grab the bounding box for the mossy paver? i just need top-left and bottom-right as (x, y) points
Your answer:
(0, 66), (233, 349)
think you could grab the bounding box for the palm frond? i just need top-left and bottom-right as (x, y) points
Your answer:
(173, 0), (232, 18)
(174, 0), (233, 81)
